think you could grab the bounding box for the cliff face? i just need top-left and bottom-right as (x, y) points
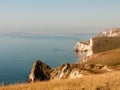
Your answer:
(74, 38), (93, 58)
(74, 28), (120, 61)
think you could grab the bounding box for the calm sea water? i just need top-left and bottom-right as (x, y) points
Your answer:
(0, 33), (95, 84)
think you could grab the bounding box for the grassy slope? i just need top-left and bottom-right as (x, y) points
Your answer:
(0, 71), (120, 90)
(89, 37), (120, 70)
(88, 48), (120, 70)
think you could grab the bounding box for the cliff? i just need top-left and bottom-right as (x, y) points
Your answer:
(97, 28), (120, 37)
(74, 38), (93, 57)
(74, 28), (120, 61)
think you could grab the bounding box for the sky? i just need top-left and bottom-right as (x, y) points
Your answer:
(0, 0), (120, 33)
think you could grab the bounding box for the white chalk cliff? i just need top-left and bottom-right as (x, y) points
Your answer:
(74, 38), (93, 59)
(97, 28), (120, 37)
(74, 28), (120, 61)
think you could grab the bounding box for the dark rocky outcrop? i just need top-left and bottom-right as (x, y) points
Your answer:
(28, 60), (52, 82)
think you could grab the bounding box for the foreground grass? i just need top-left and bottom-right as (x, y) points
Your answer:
(0, 71), (120, 90)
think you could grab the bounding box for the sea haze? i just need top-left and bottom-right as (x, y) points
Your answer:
(0, 33), (95, 84)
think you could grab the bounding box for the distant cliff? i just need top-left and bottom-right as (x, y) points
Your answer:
(74, 28), (120, 61)
(97, 28), (120, 37)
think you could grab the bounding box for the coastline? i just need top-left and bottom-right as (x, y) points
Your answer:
(0, 28), (120, 89)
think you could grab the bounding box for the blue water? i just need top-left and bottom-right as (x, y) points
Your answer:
(0, 33), (95, 84)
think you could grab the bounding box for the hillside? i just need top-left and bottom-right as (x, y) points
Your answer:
(92, 37), (120, 53)
(0, 71), (120, 90)
(87, 48), (120, 70)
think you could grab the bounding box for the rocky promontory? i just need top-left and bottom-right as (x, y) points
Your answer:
(28, 60), (111, 82)
(28, 28), (120, 82)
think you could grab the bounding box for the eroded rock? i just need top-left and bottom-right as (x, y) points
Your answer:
(28, 60), (111, 82)
(50, 63), (71, 79)
(28, 60), (52, 82)
(50, 63), (82, 79)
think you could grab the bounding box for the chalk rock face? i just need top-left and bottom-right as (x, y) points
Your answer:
(74, 38), (93, 60)
(28, 60), (52, 82)
(97, 28), (120, 37)
(74, 40), (90, 52)
(50, 63), (82, 79)
(50, 63), (71, 79)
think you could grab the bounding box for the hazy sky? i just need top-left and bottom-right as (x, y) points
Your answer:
(0, 0), (120, 33)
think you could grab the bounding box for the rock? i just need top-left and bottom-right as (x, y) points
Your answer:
(50, 63), (71, 79)
(74, 40), (90, 52)
(69, 68), (82, 78)
(50, 63), (82, 79)
(28, 61), (83, 82)
(28, 60), (52, 82)
(28, 60), (111, 82)
(74, 38), (93, 61)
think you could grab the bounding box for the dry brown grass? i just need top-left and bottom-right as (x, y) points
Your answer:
(88, 48), (120, 69)
(92, 37), (120, 53)
(0, 71), (120, 90)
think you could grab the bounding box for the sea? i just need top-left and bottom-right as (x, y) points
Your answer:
(0, 33), (95, 85)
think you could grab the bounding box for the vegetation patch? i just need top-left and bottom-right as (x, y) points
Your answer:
(92, 37), (120, 53)
(88, 48), (120, 70)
